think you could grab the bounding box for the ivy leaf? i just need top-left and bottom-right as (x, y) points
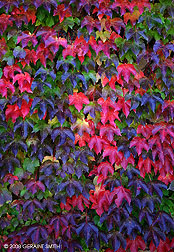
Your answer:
(81, 16), (101, 34)
(13, 72), (33, 93)
(23, 158), (40, 174)
(46, 16), (54, 27)
(112, 186), (131, 207)
(97, 161), (114, 179)
(117, 64), (137, 83)
(9, 181), (24, 196)
(25, 180), (45, 195)
(13, 46), (26, 58)
(88, 135), (108, 155)
(103, 146), (123, 165)
(130, 137), (149, 156)
(0, 188), (12, 206)
(26, 225), (48, 244)
(17, 31), (38, 48)
(105, 18), (125, 34)
(99, 124), (121, 142)
(69, 92), (90, 112)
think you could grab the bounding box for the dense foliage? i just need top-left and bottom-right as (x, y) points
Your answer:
(0, 0), (174, 251)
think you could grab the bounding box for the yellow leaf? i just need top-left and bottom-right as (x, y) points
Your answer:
(42, 156), (59, 163)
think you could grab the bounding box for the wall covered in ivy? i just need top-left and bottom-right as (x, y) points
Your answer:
(0, 0), (174, 251)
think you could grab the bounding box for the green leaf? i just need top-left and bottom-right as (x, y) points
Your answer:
(83, 70), (96, 84)
(61, 17), (75, 31)
(37, 191), (44, 200)
(116, 120), (127, 130)
(13, 35), (17, 44)
(37, 9), (46, 21)
(115, 85), (123, 97)
(25, 220), (31, 226)
(93, 215), (102, 227)
(74, 17), (80, 25)
(14, 167), (24, 179)
(115, 37), (124, 47)
(35, 19), (42, 26)
(11, 219), (19, 228)
(167, 27), (174, 36)
(0, 68), (2, 78)
(23, 158), (40, 174)
(20, 188), (27, 197)
(44, 189), (53, 198)
(46, 16), (54, 27)
(33, 120), (47, 133)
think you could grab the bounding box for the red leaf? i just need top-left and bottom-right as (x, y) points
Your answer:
(126, 236), (146, 252)
(137, 156), (154, 178)
(105, 17), (125, 34)
(137, 124), (153, 139)
(152, 122), (174, 143)
(62, 44), (76, 59)
(115, 97), (131, 117)
(20, 99), (33, 119)
(53, 4), (71, 23)
(121, 154), (135, 170)
(117, 64), (137, 83)
(0, 37), (7, 58)
(60, 198), (72, 211)
(89, 36), (103, 55)
(5, 104), (21, 123)
(150, 238), (171, 252)
(45, 36), (67, 54)
(89, 36), (117, 58)
(102, 75), (124, 90)
(130, 137), (149, 156)
(5, 98), (32, 123)
(100, 124), (121, 142)
(26, 8), (36, 24)
(3, 64), (22, 79)
(88, 136), (109, 155)
(11, 6), (36, 25)
(130, 0), (151, 15)
(0, 78), (15, 98)
(81, 16), (101, 34)
(90, 186), (112, 216)
(154, 155), (173, 177)
(97, 161), (114, 179)
(158, 173), (174, 185)
(111, 0), (134, 16)
(13, 72), (33, 93)
(148, 135), (164, 164)
(75, 133), (91, 147)
(69, 92), (90, 112)
(20, 49), (37, 67)
(101, 109), (121, 127)
(36, 43), (54, 68)
(124, 10), (140, 26)
(112, 186), (131, 207)
(74, 36), (89, 63)
(103, 146), (123, 166)
(98, 97), (117, 114)
(0, 14), (13, 35)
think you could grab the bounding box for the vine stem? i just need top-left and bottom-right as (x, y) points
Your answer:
(33, 26), (40, 35)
